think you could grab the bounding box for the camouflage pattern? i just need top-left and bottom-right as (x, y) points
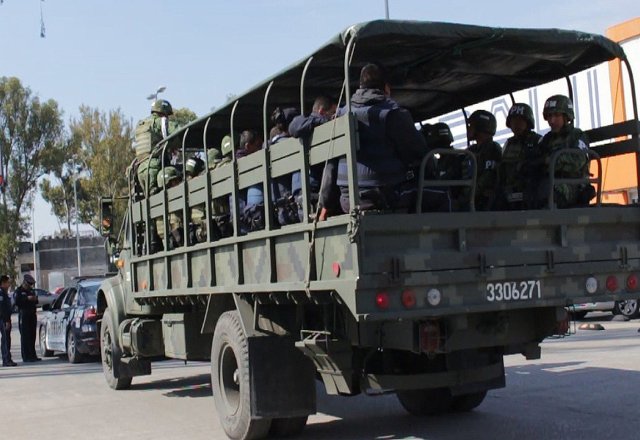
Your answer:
(207, 148), (222, 170)
(136, 156), (161, 195)
(151, 99), (173, 116)
(538, 126), (590, 207)
(134, 114), (180, 159)
(500, 130), (543, 201)
(506, 103), (535, 130)
(543, 95), (574, 122)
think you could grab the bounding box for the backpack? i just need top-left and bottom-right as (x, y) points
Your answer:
(134, 116), (163, 159)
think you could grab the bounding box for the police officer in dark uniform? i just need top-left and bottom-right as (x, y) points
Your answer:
(14, 274), (40, 362)
(336, 63), (427, 212)
(1, 274), (17, 366)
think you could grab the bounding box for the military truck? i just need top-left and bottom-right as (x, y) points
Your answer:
(98, 21), (640, 440)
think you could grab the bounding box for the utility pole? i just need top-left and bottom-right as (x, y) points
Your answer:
(73, 165), (81, 276)
(31, 204), (38, 284)
(384, 0), (390, 19)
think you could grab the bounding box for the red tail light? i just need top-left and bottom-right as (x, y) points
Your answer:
(606, 276), (618, 292)
(83, 306), (97, 320)
(375, 292), (390, 310)
(401, 290), (416, 309)
(627, 274), (638, 291)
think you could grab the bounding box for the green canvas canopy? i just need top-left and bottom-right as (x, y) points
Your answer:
(175, 20), (626, 149)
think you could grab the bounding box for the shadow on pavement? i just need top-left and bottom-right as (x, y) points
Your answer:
(132, 372), (212, 399)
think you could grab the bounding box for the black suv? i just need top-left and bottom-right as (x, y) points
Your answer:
(38, 277), (103, 363)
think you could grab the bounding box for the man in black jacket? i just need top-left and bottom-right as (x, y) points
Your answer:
(14, 274), (40, 362)
(0, 275), (17, 366)
(336, 63), (428, 212)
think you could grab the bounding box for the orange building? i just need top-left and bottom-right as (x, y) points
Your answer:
(600, 17), (640, 204)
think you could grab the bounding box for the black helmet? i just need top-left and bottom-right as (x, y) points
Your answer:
(506, 103), (535, 130)
(423, 122), (453, 148)
(468, 110), (497, 136)
(543, 95), (574, 122)
(185, 156), (205, 178)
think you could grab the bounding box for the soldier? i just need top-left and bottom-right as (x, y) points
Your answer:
(537, 95), (592, 208)
(236, 130), (265, 233)
(185, 156), (207, 244)
(336, 63), (428, 213)
(135, 99), (180, 197)
(0, 275), (17, 367)
(155, 166), (184, 249)
(210, 136), (234, 239)
(14, 274), (40, 362)
(497, 103), (543, 210)
(465, 110), (502, 211)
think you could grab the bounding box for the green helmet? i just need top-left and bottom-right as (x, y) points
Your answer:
(423, 122), (453, 148)
(151, 99), (173, 116)
(468, 110), (497, 136)
(220, 135), (233, 156)
(506, 103), (535, 130)
(157, 166), (179, 188)
(543, 94), (574, 122)
(185, 156), (205, 177)
(207, 148), (222, 166)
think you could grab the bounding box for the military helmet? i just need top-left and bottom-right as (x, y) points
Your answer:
(543, 94), (574, 122)
(157, 166), (179, 188)
(424, 122), (453, 148)
(506, 103), (535, 130)
(185, 156), (205, 177)
(468, 110), (497, 135)
(207, 148), (222, 166)
(220, 135), (233, 156)
(151, 99), (173, 116)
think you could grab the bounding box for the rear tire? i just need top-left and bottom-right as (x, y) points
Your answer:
(451, 391), (487, 412)
(211, 311), (271, 440)
(614, 300), (640, 319)
(39, 326), (54, 357)
(397, 388), (453, 416)
(100, 309), (132, 390)
(67, 330), (84, 364)
(269, 416), (308, 438)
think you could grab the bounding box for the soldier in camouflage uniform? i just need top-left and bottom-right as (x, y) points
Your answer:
(155, 166), (184, 249)
(185, 156), (207, 244)
(465, 110), (502, 210)
(537, 95), (592, 208)
(210, 136), (234, 238)
(496, 103), (543, 210)
(135, 99), (180, 197)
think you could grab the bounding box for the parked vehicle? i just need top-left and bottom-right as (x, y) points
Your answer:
(38, 277), (103, 363)
(568, 299), (640, 320)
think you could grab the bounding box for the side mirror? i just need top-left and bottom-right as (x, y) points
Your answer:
(100, 197), (114, 239)
(42, 304), (51, 311)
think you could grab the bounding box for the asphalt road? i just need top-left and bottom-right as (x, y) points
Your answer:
(1, 312), (639, 440)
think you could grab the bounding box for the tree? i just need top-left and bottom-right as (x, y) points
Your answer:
(172, 107), (197, 128)
(0, 76), (64, 277)
(68, 106), (134, 231)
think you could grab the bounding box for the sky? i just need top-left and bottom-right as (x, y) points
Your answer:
(1, 0), (639, 237)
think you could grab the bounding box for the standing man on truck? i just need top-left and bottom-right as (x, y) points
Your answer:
(465, 110), (502, 211)
(336, 63), (428, 213)
(14, 274), (40, 362)
(0, 275), (17, 367)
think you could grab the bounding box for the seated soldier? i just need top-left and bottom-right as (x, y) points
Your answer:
(537, 95), (592, 208)
(419, 122), (456, 212)
(155, 166), (184, 250)
(465, 110), (502, 211)
(496, 103), (543, 210)
(185, 155), (207, 244)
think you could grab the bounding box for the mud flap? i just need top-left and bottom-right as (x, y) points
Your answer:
(248, 335), (316, 418)
(118, 356), (152, 378)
